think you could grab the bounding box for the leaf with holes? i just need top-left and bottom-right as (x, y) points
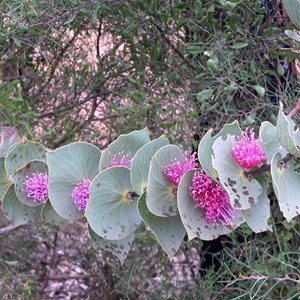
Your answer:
(41, 201), (69, 228)
(99, 128), (150, 171)
(198, 121), (241, 179)
(138, 192), (186, 259)
(5, 140), (46, 177)
(47, 142), (101, 221)
(0, 158), (12, 202)
(146, 145), (183, 217)
(271, 152), (300, 222)
(131, 135), (169, 195)
(86, 166), (141, 240)
(259, 121), (288, 164)
(88, 226), (133, 265)
(2, 185), (42, 226)
(212, 135), (262, 210)
(177, 170), (243, 240)
(0, 127), (20, 158)
(241, 176), (271, 233)
(11, 160), (48, 207)
(276, 103), (300, 158)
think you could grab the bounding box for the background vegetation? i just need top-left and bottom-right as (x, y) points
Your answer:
(0, 0), (300, 299)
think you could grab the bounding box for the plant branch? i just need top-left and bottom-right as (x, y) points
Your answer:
(288, 97), (300, 118)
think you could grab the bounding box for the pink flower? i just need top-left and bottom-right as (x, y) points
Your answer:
(164, 153), (198, 186)
(106, 152), (132, 169)
(24, 172), (48, 203)
(72, 179), (91, 212)
(231, 128), (266, 169)
(189, 171), (240, 226)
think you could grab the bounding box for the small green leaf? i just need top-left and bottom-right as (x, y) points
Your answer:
(99, 128), (150, 171)
(147, 145), (183, 217)
(130, 136), (169, 195)
(89, 226), (133, 265)
(252, 85), (265, 97)
(47, 142), (101, 221)
(212, 135), (263, 210)
(138, 192), (186, 259)
(177, 170), (243, 240)
(271, 152), (300, 222)
(196, 89), (214, 103)
(285, 30), (300, 42)
(5, 140), (46, 177)
(230, 43), (248, 49)
(3, 185), (42, 226)
(86, 167), (141, 240)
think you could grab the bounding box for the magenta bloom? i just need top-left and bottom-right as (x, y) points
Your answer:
(164, 153), (198, 186)
(24, 172), (48, 203)
(72, 179), (91, 212)
(106, 152), (132, 169)
(231, 129), (266, 169)
(189, 171), (239, 226)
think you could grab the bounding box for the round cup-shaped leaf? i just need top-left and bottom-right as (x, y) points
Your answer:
(99, 127), (150, 171)
(259, 121), (288, 164)
(47, 142), (101, 221)
(0, 158), (12, 202)
(146, 145), (183, 217)
(2, 185), (42, 226)
(11, 160), (48, 207)
(5, 140), (47, 177)
(212, 135), (262, 210)
(131, 135), (169, 195)
(271, 152), (300, 222)
(88, 226), (133, 265)
(0, 127), (20, 158)
(198, 121), (241, 180)
(138, 192), (186, 259)
(41, 201), (69, 228)
(241, 176), (271, 233)
(86, 166), (141, 240)
(177, 170), (244, 241)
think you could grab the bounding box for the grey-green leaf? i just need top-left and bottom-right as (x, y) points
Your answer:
(99, 128), (150, 171)
(138, 192), (186, 260)
(5, 140), (47, 177)
(0, 127), (20, 157)
(47, 142), (101, 221)
(177, 170), (244, 240)
(282, 0), (300, 29)
(89, 226), (133, 265)
(2, 185), (42, 226)
(11, 160), (48, 207)
(41, 201), (69, 228)
(131, 135), (169, 195)
(86, 166), (141, 240)
(271, 152), (300, 222)
(146, 145), (183, 217)
(198, 121), (241, 179)
(212, 135), (262, 210)
(0, 158), (12, 202)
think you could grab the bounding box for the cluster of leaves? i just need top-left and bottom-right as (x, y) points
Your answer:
(1, 101), (300, 265)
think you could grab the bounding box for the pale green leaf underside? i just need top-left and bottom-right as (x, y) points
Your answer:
(0, 158), (12, 203)
(47, 142), (101, 221)
(241, 176), (271, 233)
(146, 145), (183, 217)
(131, 135), (169, 195)
(177, 170), (243, 241)
(2, 185), (42, 226)
(88, 226), (133, 265)
(198, 121), (241, 179)
(99, 127), (150, 171)
(86, 166), (141, 240)
(11, 160), (48, 207)
(271, 152), (300, 222)
(0, 127), (20, 158)
(5, 141), (47, 177)
(212, 135), (262, 210)
(138, 192), (186, 259)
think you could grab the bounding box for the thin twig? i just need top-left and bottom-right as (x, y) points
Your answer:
(0, 225), (14, 234)
(287, 97), (300, 118)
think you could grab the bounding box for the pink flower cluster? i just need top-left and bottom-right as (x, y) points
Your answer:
(189, 171), (239, 226)
(24, 172), (48, 203)
(72, 179), (91, 212)
(106, 152), (132, 169)
(231, 129), (266, 169)
(164, 153), (198, 186)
